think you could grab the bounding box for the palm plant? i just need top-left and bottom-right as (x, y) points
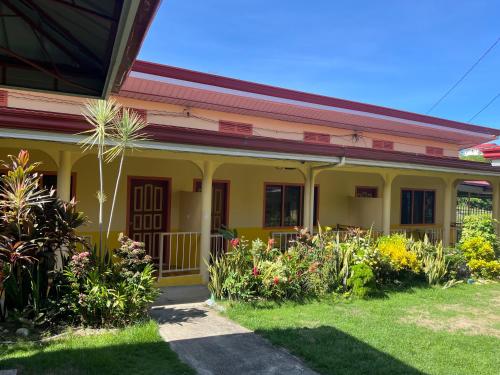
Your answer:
(105, 108), (147, 239)
(80, 99), (121, 253)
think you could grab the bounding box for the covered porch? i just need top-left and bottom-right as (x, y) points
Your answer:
(2, 137), (499, 286)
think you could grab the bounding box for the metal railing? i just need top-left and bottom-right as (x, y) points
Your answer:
(158, 232), (200, 277)
(157, 232), (227, 278)
(211, 233), (227, 259)
(271, 231), (299, 251)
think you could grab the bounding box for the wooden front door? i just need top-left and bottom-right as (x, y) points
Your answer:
(194, 181), (229, 232)
(128, 178), (169, 263)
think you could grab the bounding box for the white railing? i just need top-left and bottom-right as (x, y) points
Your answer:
(211, 233), (227, 259)
(158, 232), (227, 278)
(158, 232), (200, 277)
(271, 232), (299, 251)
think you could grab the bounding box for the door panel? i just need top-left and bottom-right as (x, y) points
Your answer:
(128, 178), (169, 263)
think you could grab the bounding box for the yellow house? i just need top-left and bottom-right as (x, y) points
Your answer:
(1, 60), (499, 286)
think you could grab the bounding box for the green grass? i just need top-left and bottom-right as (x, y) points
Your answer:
(0, 321), (194, 375)
(225, 283), (500, 375)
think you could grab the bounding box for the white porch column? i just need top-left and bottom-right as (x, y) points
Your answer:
(200, 161), (215, 284)
(303, 166), (317, 232)
(443, 177), (454, 247)
(56, 150), (72, 201)
(382, 173), (395, 235)
(492, 181), (500, 235)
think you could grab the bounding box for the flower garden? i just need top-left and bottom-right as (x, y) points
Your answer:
(208, 216), (500, 302)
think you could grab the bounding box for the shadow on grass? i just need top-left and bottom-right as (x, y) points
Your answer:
(0, 341), (193, 375)
(256, 325), (425, 375)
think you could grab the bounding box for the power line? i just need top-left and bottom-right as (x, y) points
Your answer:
(468, 92), (500, 123)
(426, 37), (500, 115)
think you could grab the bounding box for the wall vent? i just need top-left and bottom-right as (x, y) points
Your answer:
(219, 120), (253, 136)
(372, 139), (394, 151)
(0, 90), (7, 107)
(304, 131), (330, 144)
(426, 146), (444, 156)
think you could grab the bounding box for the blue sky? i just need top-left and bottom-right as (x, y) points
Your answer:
(139, 1), (500, 128)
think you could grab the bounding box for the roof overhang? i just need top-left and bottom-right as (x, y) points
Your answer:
(0, 0), (160, 98)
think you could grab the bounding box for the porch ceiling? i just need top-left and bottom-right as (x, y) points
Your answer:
(0, 0), (160, 98)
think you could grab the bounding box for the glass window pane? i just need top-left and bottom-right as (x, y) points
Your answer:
(265, 185), (282, 227)
(401, 190), (412, 224)
(284, 185), (301, 226)
(424, 191), (435, 224)
(412, 190), (424, 224)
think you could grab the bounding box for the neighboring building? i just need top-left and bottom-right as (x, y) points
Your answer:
(1, 60), (500, 286)
(460, 143), (497, 157)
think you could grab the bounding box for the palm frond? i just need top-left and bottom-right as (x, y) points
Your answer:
(105, 108), (148, 162)
(79, 99), (121, 152)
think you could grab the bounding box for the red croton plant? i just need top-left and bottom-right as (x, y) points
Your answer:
(0, 150), (86, 322)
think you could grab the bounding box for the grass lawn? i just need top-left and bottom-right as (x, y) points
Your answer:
(225, 283), (500, 375)
(0, 320), (193, 375)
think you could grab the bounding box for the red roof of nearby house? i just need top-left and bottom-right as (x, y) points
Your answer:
(483, 146), (500, 160)
(474, 143), (498, 151)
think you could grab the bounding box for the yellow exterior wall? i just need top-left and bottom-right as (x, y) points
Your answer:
(0, 144), (451, 248)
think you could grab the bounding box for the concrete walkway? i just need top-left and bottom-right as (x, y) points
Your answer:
(150, 286), (317, 375)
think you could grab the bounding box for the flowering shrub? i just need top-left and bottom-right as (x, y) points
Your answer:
(62, 235), (158, 327)
(377, 234), (420, 273)
(459, 215), (500, 280)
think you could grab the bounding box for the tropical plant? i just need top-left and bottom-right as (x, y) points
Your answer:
(105, 109), (147, 238)
(459, 214), (500, 279)
(80, 99), (120, 254)
(0, 150), (87, 322)
(62, 235), (158, 327)
(421, 243), (448, 285)
(347, 263), (376, 298)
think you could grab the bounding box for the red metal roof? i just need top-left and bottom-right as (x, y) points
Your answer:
(119, 61), (499, 148)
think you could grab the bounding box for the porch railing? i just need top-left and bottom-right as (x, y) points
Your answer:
(158, 232), (200, 277)
(157, 232), (227, 278)
(271, 231), (299, 251)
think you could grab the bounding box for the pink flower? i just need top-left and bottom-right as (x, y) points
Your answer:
(230, 238), (240, 247)
(252, 267), (259, 277)
(268, 238), (275, 247)
(273, 276), (279, 285)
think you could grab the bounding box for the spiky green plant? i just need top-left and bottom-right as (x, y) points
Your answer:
(105, 108), (148, 239)
(422, 242), (448, 285)
(80, 99), (121, 254)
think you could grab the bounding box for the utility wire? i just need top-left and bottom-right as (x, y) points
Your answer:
(468, 92), (500, 122)
(426, 37), (500, 115)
